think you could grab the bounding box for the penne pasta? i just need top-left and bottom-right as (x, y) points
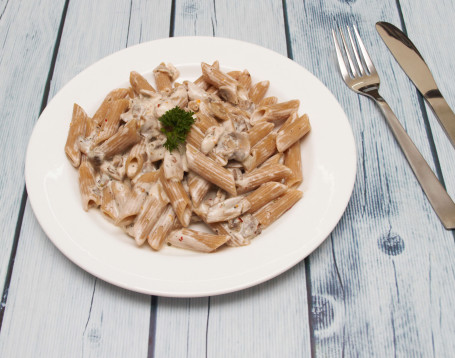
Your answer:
(148, 205), (177, 250)
(130, 71), (156, 95)
(132, 182), (169, 245)
(284, 140), (303, 188)
(91, 119), (141, 163)
(236, 164), (293, 194)
(242, 132), (277, 172)
(94, 98), (130, 145)
(117, 187), (147, 226)
(245, 182), (288, 213)
(163, 149), (184, 181)
(125, 141), (147, 179)
(248, 80), (269, 105)
(250, 99), (300, 125)
(153, 63), (179, 91)
(160, 169), (192, 227)
(253, 189), (303, 228)
(201, 126), (225, 154)
(100, 181), (120, 221)
(134, 170), (160, 183)
(227, 70), (241, 80)
(201, 62), (237, 100)
(188, 172), (211, 207)
(84, 116), (97, 139)
(66, 61), (310, 253)
(208, 101), (230, 121)
(167, 228), (229, 253)
(198, 206), (261, 247)
(238, 69), (252, 90)
(258, 96), (278, 107)
(78, 158), (101, 210)
(194, 60), (219, 90)
(186, 125), (204, 149)
(260, 152), (283, 168)
(194, 113), (219, 133)
(206, 196), (251, 223)
(65, 104), (88, 168)
(186, 144), (237, 196)
(92, 88), (131, 125)
(276, 113), (311, 152)
(247, 121), (274, 147)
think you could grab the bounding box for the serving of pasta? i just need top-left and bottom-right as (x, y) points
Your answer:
(64, 61), (311, 253)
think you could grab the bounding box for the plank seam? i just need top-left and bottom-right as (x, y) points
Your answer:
(304, 259), (316, 358)
(282, 0), (293, 60)
(395, 1), (454, 240)
(395, 3), (446, 186)
(169, 0), (176, 37)
(82, 280), (97, 334)
(205, 297), (211, 358)
(0, 0), (10, 21)
(39, 0), (70, 113)
(0, 0), (69, 333)
(211, 0), (217, 36)
(125, 0), (133, 47)
(330, 236), (345, 356)
(147, 296), (158, 358)
(282, 1), (314, 355)
(0, 187), (27, 331)
(148, 2), (177, 355)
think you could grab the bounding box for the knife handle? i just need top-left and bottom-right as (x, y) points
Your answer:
(425, 93), (455, 149)
(371, 91), (455, 229)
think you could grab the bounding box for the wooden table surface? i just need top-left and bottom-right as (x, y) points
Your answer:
(1, 0), (455, 357)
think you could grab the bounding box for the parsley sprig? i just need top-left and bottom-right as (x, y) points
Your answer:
(159, 107), (195, 151)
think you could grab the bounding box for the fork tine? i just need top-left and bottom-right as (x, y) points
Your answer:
(338, 26), (358, 77)
(332, 29), (350, 79)
(353, 25), (376, 75)
(346, 26), (365, 75)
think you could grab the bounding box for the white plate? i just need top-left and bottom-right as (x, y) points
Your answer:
(25, 37), (356, 297)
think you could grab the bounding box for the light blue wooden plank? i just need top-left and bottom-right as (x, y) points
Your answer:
(286, 0), (455, 356)
(0, 0), (171, 357)
(0, 203), (151, 357)
(394, 2), (455, 355)
(153, 1), (312, 357)
(398, 0), (455, 198)
(0, 0), (66, 292)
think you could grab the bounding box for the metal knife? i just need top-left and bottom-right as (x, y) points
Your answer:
(376, 21), (455, 149)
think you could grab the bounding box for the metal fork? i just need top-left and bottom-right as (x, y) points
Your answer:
(333, 25), (455, 229)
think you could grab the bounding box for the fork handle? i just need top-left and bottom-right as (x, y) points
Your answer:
(371, 91), (455, 229)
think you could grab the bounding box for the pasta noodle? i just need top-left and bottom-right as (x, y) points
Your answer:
(65, 61), (311, 253)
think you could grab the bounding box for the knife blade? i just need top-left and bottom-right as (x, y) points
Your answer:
(376, 21), (455, 149)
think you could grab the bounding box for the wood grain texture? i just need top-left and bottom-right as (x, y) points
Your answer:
(397, 0), (455, 199)
(153, 1), (311, 357)
(0, 204), (151, 357)
(0, 0), (66, 294)
(0, 0), (171, 357)
(286, 0), (455, 356)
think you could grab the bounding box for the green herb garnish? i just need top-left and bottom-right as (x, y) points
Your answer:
(159, 106), (195, 151)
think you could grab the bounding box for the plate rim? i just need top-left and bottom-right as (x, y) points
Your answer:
(25, 36), (357, 297)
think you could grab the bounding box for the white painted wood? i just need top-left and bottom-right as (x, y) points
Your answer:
(0, 0), (66, 291)
(0, 0), (171, 357)
(154, 1), (312, 357)
(0, 204), (151, 357)
(127, 0), (173, 47)
(174, 0), (287, 53)
(2, 1), (455, 357)
(286, 0), (455, 356)
(155, 297), (209, 357)
(398, 0), (455, 198)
